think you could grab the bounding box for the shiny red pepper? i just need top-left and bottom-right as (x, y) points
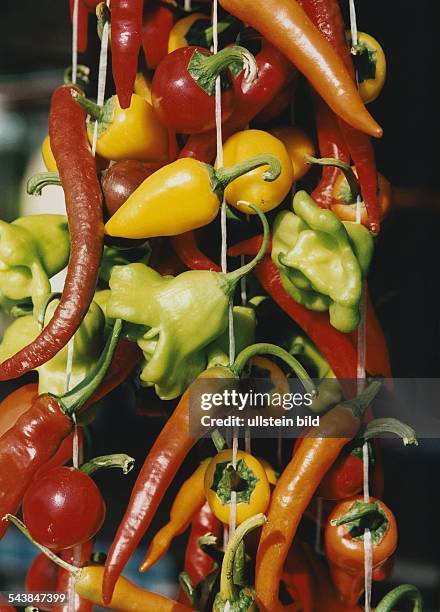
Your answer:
(171, 232), (221, 272)
(142, 2), (175, 69)
(111, 0), (144, 109)
(69, 0), (89, 53)
(183, 501), (221, 587)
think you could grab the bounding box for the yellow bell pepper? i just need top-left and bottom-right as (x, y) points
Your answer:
(41, 135), (58, 172)
(350, 31), (386, 104)
(219, 129), (293, 214)
(72, 91), (169, 163)
(168, 12), (210, 53)
(270, 126), (315, 181)
(105, 154), (281, 239)
(204, 449), (270, 525)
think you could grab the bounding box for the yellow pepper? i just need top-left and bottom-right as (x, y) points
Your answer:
(219, 130), (293, 214)
(350, 31), (386, 104)
(134, 72), (152, 104)
(270, 126), (315, 181)
(168, 12), (210, 53)
(204, 449), (271, 525)
(105, 154), (281, 239)
(72, 91), (169, 163)
(41, 135), (58, 172)
(140, 459), (210, 572)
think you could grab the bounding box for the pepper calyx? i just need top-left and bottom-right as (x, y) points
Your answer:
(79, 453), (135, 476)
(212, 459), (258, 506)
(188, 45), (258, 96)
(340, 379), (382, 420)
(304, 154), (361, 204)
(332, 500), (389, 545)
(27, 172), (62, 196)
(71, 91), (115, 138)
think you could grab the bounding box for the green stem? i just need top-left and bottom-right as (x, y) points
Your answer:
(27, 172), (61, 196)
(178, 572), (198, 608)
(304, 154), (361, 204)
(59, 319), (122, 416)
(331, 502), (379, 526)
(214, 154), (281, 192)
(340, 379), (382, 420)
(220, 203), (269, 293)
(212, 429), (227, 452)
(188, 45), (258, 96)
(375, 584), (423, 612)
(4, 515), (78, 576)
(79, 453), (135, 476)
(232, 342), (316, 397)
(363, 418), (418, 446)
(36, 292), (62, 328)
(219, 513), (266, 602)
(71, 89), (104, 121)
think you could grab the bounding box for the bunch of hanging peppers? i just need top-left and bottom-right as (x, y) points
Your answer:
(0, 0), (425, 611)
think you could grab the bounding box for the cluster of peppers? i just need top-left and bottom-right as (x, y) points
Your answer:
(0, 0), (424, 610)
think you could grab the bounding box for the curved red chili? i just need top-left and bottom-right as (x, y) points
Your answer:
(183, 501), (221, 586)
(0, 85), (103, 381)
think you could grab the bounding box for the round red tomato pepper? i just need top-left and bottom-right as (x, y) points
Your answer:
(22, 466), (105, 550)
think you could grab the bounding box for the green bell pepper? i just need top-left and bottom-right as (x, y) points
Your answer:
(0, 215), (69, 311)
(0, 298), (104, 395)
(272, 191), (373, 332)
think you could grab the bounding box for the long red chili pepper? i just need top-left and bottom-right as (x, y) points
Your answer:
(171, 232), (221, 272)
(298, 0), (381, 231)
(179, 41), (294, 163)
(69, 0), (89, 53)
(183, 501), (221, 587)
(0, 85), (103, 381)
(312, 95), (350, 208)
(142, 2), (175, 69)
(111, 0), (144, 109)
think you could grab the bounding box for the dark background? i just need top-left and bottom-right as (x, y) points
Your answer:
(1, 0), (440, 609)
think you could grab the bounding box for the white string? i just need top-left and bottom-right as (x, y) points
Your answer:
(92, 0), (111, 155)
(348, 0), (359, 49)
(184, 0), (192, 12)
(71, 0), (79, 85)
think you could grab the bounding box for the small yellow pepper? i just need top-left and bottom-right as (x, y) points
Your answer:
(41, 135), (58, 172)
(204, 449), (271, 525)
(105, 154), (280, 239)
(168, 12), (210, 53)
(270, 126), (315, 181)
(134, 72), (152, 104)
(140, 459), (210, 572)
(72, 91), (169, 163)
(219, 130), (293, 214)
(350, 31), (386, 104)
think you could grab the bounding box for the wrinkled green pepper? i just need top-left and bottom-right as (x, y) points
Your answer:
(0, 298), (104, 395)
(207, 305), (256, 368)
(272, 191), (373, 332)
(0, 215), (69, 311)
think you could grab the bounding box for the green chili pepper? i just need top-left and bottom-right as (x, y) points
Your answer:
(0, 299), (105, 396)
(106, 204), (269, 399)
(0, 215), (69, 311)
(272, 191), (373, 332)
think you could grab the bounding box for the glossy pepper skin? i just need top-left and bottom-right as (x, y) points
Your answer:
(168, 13), (210, 53)
(270, 126), (315, 181)
(102, 366), (236, 604)
(0, 86), (104, 381)
(219, 0), (382, 138)
(204, 450), (271, 525)
(140, 459), (210, 572)
(353, 32), (387, 104)
(325, 496), (398, 606)
(255, 382), (382, 610)
(272, 191), (373, 332)
(183, 501), (221, 587)
(141, 2), (175, 69)
(0, 215), (69, 310)
(111, 0), (143, 109)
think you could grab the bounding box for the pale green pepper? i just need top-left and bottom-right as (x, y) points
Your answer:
(272, 191), (373, 332)
(206, 305), (256, 368)
(0, 215), (69, 311)
(0, 299), (104, 395)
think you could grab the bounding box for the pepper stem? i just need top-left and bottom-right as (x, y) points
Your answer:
(4, 515), (79, 576)
(363, 418), (418, 446)
(188, 45), (258, 96)
(340, 379), (382, 419)
(59, 319), (122, 416)
(304, 155), (361, 204)
(71, 89), (104, 121)
(36, 292), (62, 328)
(331, 502), (379, 526)
(375, 584), (423, 612)
(212, 429), (227, 452)
(27, 172), (61, 196)
(219, 513), (266, 602)
(220, 203), (269, 293)
(214, 154), (281, 192)
(232, 342), (316, 397)
(79, 453), (135, 476)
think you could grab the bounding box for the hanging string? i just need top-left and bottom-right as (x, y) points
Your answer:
(71, 0), (79, 85)
(92, 0), (111, 155)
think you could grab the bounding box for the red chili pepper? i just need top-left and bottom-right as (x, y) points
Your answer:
(54, 540), (94, 612)
(0, 383), (38, 438)
(33, 429), (84, 480)
(312, 95), (350, 208)
(179, 41), (294, 162)
(282, 543), (315, 612)
(354, 289), (392, 377)
(298, 0), (381, 232)
(183, 501), (221, 587)
(69, 0), (89, 53)
(227, 234), (271, 258)
(111, 0), (144, 109)
(171, 232), (221, 272)
(149, 239), (188, 276)
(142, 2), (175, 69)
(0, 85), (103, 381)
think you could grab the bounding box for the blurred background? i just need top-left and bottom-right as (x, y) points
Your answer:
(1, 0), (440, 610)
